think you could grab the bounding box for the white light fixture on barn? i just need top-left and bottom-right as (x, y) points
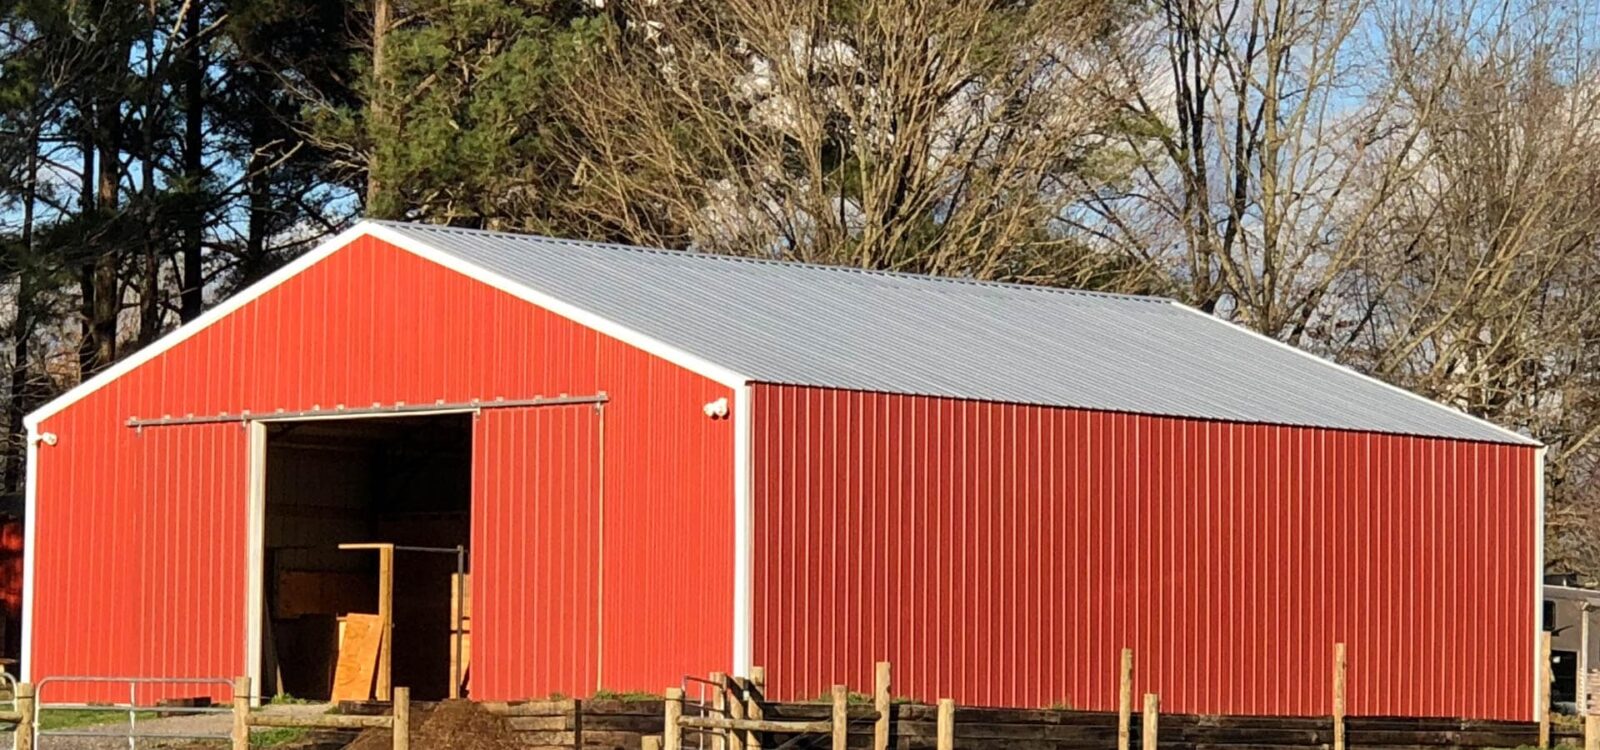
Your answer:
(703, 397), (730, 419)
(36, 432), (57, 446)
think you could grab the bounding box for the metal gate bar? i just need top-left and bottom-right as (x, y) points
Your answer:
(34, 676), (235, 749)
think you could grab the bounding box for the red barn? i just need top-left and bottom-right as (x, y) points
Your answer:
(23, 222), (1541, 718)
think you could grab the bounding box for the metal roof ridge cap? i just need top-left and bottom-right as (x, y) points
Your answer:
(373, 220), (1170, 304)
(364, 222), (752, 390)
(1165, 301), (1540, 447)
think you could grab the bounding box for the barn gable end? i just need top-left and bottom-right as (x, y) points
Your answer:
(25, 231), (738, 701)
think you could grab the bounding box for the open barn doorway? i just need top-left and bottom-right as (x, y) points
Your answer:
(257, 413), (471, 702)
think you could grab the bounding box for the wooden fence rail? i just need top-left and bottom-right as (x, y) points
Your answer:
(231, 676), (411, 750)
(514, 649), (1590, 750)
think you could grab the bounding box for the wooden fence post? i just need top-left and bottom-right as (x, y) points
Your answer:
(1543, 630), (1554, 750)
(726, 675), (746, 750)
(936, 699), (954, 750)
(664, 687), (684, 750)
(1333, 643), (1347, 750)
(747, 667), (766, 750)
(15, 682), (34, 750)
(873, 662), (891, 750)
(1142, 693), (1158, 750)
(232, 675), (250, 750)
(1586, 713), (1599, 750)
(392, 686), (410, 750)
(1118, 648), (1134, 750)
(831, 685), (848, 750)
(711, 672), (728, 750)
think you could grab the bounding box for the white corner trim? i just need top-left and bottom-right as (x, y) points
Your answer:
(1167, 302), (1537, 446)
(731, 383), (754, 677)
(1534, 445), (1547, 720)
(361, 223), (750, 390)
(245, 421), (267, 705)
(23, 224), (373, 430)
(24, 221), (751, 430)
(19, 426), (38, 682)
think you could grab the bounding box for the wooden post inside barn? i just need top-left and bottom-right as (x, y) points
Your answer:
(339, 542), (397, 701)
(1333, 642), (1347, 750)
(874, 661), (891, 750)
(1118, 648), (1134, 750)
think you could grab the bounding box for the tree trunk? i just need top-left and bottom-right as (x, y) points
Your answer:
(245, 103), (271, 284)
(366, 0), (390, 216)
(180, 1), (206, 322)
(87, 96), (122, 374)
(137, 17), (162, 346)
(5, 133), (39, 494)
(75, 127), (99, 378)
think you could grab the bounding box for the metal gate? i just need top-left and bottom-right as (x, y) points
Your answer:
(33, 676), (235, 748)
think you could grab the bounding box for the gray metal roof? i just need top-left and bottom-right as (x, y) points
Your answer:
(375, 221), (1534, 446)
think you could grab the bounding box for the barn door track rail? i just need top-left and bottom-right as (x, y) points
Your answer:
(125, 392), (609, 429)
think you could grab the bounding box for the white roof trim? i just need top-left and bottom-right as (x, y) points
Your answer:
(25, 222), (749, 428)
(1168, 302), (1537, 446)
(362, 222), (749, 388)
(26, 223), (368, 429)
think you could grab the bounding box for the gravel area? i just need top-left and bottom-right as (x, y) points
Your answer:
(0, 703), (338, 750)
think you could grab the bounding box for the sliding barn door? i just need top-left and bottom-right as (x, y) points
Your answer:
(470, 403), (603, 700)
(133, 424), (250, 700)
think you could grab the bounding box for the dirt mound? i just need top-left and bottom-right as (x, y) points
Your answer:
(346, 700), (524, 750)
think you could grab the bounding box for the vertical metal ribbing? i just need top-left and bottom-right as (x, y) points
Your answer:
(749, 383), (1537, 719)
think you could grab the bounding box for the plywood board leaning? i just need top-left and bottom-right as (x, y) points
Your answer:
(332, 613), (385, 702)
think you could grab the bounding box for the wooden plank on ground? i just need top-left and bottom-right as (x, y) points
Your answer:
(331, 613), (384, 702)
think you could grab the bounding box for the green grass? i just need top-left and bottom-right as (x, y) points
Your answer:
(35, 708), (157, 730)
(250, 726), (309, 746)
(592, 689), (660, 701)
(811, 690), (874, 704)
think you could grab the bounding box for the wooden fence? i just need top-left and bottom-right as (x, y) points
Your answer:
(484, 696), (1587, 750)
(233, 676), (412, 750)
(483, 647), (1597, 750)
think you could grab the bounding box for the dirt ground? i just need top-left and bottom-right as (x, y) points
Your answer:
(345, 701), (522, 750)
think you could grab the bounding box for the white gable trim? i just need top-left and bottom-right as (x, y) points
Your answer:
(362, 222), (749, 388)
(24, 221), (750, 429)
(1167, 302), (1537, 447)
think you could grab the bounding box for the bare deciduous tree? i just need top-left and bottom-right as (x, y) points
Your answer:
(552, 0), (1159, 289)
(1331, 2), (1600, 575)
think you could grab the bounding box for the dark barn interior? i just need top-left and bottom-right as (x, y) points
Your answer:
(260, 414), (471, 701)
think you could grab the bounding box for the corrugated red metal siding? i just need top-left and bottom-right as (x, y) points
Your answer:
(474, 405), (602, 699)
(31, 234), (735, 702)
(749, 384), (1535, 720)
